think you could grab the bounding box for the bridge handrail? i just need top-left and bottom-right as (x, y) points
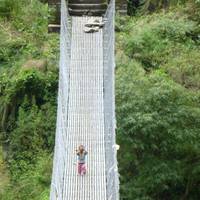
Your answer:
(103, 0), (119, 199)
(50, 0), (72, 199)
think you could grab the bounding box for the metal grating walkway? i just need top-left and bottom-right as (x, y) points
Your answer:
(62, 17), (107, 200)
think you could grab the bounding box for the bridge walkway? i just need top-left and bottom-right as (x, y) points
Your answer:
(62, 16), (107, 200)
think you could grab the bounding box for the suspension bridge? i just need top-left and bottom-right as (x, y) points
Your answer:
(50, 0), (119, 199)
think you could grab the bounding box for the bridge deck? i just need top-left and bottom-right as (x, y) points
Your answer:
(63, 17), (107, 200)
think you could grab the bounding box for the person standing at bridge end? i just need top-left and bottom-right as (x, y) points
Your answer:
(76, 145), (88, 176)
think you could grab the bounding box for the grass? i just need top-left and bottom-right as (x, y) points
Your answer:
(0, 146), (10, 194)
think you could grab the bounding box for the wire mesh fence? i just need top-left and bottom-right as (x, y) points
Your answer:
(50, 0), (71, 199)
(103, 0), (119, 199)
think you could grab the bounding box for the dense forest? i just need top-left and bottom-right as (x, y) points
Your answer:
(0, 0), (200, 199)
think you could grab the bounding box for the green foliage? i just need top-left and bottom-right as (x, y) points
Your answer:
(0, 68), (58, 131)
(0, 146), (10, 194)
(0, 152), (52, 200)
(121, 11), (200, 86)
(1, 0), (200, 199)
(13, 0), (49, 42)
(164, 48), (200, 89)
(116, 5), (200, 200)
(0, 0), (19, 19)
(0, 0), (49, 41)
(186, 0), (200, 23)
(0, 70), (56, 198)
(116, 62), (200, 199)
(0, 1), (58, 199)
(0, 76), (56, 198)
(0, 21), (26, 65)
(0, 0), (54, 66)
(139, 0), (185, 12)
(127, 0), (178, 15)
(8, 102), (56, 179)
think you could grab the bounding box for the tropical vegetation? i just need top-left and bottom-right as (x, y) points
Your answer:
(0, 0), (200, 199)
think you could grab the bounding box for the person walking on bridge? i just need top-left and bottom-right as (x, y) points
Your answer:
(76, 145), (88, 175)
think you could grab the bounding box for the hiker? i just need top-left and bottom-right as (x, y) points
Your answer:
(76, 145), (88, 175)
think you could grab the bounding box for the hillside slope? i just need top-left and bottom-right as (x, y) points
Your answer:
(0, 0), (200, 199)
(116, 1), (200, 199)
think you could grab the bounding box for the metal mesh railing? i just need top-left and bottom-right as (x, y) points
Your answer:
(50, 0), (71, 199)
(103, 0), (119, 199)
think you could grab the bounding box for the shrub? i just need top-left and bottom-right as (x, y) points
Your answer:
(13, 0), (49, 42)
(0, 68), (58, 131)
(164, 48), (200, 90)
(9, 102), (56, 180)
(0, 152), (52, 200)
(0, 0), (19, 19)
(116, 62), (200, 199)
(124, 11), (199, 75)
